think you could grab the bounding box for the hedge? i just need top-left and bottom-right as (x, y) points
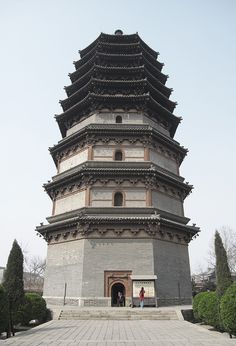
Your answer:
(198, 291), (220, 329)
(0, 285), (9, 333)
(192, 292), (207, 321)
(220, 283), (236, 335)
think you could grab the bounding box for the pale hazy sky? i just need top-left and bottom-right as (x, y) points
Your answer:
(0, 0), (235, 273)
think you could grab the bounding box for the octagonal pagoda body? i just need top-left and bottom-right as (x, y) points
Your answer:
(37, 31), (199, 308)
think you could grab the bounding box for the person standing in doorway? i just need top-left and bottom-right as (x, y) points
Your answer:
(139, 287), (145, 309)
(117, 291), (124, 307)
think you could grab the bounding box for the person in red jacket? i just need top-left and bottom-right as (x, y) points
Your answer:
(139, 287), (145, 309)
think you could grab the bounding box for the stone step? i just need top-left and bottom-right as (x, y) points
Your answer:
(60, 317), (177, 320)
(59, 309), (179, 320)
(59, 314), (177, 318)
(60, 311), (177, 314)
(59, 309), (176, 313)
(60, 313), (177, 318)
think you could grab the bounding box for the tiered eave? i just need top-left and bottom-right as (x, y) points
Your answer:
(56, 32), (179, 138)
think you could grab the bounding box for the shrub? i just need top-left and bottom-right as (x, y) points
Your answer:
(0, 285), (9, 333)
(16, 293), (47, 326)
(14, 296), (32, 326)
(220, 283), (236, 335)
(26, 293), (47, 324)
(193, 292), (207, 321)
(198, 291), (220, 329)
(45, 308), (52, 322)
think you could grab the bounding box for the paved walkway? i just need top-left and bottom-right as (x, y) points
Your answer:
(1, 319), (236, 346)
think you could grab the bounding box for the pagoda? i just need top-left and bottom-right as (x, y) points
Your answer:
(36, 30), (200, 307)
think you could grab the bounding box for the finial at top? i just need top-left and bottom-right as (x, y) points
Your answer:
(114, 29), (123, 35)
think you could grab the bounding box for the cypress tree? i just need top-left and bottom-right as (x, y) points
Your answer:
(3, 239), (24, 335)
(215, 231), (232, 296)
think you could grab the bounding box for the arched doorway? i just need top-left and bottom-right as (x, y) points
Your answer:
(111, 282), (125, 307)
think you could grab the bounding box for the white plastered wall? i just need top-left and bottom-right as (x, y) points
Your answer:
(90, 188), (147, 207)
(67, 112), (170, 137)
(93, 147), (113, 161)
(93, 146), (144, 161)
(67, 114), (97, 136)
(54, 190), (86, 215)
(59, 148), (88, 173)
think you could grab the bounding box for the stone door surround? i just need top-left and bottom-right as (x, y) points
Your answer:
(104, 270), (132, 298)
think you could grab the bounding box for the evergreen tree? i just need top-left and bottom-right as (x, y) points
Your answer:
(0, 285), (9, 335)
(215, 230), (232, 296)
(3, 239), (24, 335)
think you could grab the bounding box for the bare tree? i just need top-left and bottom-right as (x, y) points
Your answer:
(192, 264), (212, 283)
(208, 226), (236, 272)
(24, 256), (46, 293)
(192, 264), (209, 281)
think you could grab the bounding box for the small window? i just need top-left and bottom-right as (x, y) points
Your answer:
(114, 192), (123, 206)
(116, 115), (122, 124)
(115, 150), (123, 161)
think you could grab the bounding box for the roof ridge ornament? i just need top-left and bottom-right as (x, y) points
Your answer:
(114, 29), (123, 35)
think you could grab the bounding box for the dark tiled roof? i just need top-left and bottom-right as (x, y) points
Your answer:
(56, 32), (180, 138)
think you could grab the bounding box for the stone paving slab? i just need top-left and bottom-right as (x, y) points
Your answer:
(1, 319), (236, 346)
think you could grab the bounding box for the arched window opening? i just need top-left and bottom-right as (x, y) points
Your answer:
(116, 115), (122, 124)
(114, 192), (123, 206)
(115, 150), (123, 161)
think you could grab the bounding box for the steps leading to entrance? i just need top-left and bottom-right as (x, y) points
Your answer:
(58, 308), (179, 320)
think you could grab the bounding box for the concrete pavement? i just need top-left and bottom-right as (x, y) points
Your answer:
(1, 319), (236, 346)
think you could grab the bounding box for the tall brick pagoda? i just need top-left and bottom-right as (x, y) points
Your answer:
(36, 30), (200, 307)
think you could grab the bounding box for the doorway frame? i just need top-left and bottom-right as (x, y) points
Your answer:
(104, 270), (132, 305)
